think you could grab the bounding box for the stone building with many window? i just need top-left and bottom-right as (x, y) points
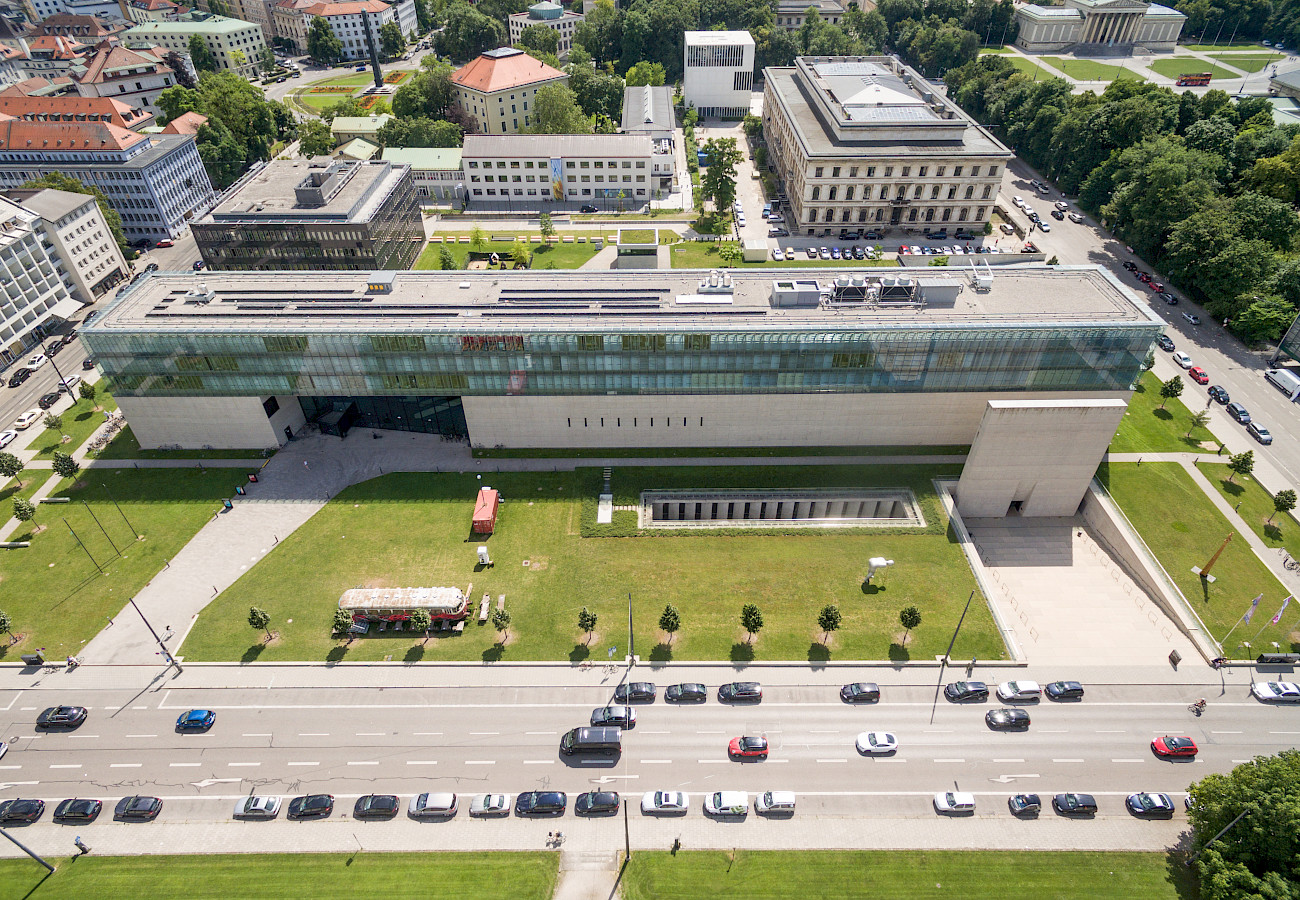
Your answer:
(762, 56), (1012, 235)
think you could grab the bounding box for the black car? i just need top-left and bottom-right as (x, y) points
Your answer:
(840, 682), (880, 703)
(287, 794), (334, 819)
(54, 798), (102, 822)
(863, 230), (883, 240)
(0, 798), (44, 823)
(353, 794), (399, 819)
(1161, 292), (1179, 305)
(7, 367), (32, 388)
(579, 205), (598, 213)
(1051, 209), (1065, 220)
(144, 263), (159, 273)
(1052, 793), (1098, 816)
(1045, 680), (1085, 701)
(38, 391), (60, 410)
(613, 682), (656, 703)
(1226, 402), (1251, 424)
(83, 310), (98, 323)
(986, 707), (1031, 729)
(943, 681), (989, 702)
(1126, 792), (1175, 818)
(115, 796), (162, 820)
(575, 791), (619, 816)
(1156, 335), (1175, 352)
(666, 682), (707, 703)
(852, 245), (866, 260)
(590, 705), (635, 727)
(1008, 793), (1041, 816)
(37, 706), (87, 727)
(718, 682), (762, 702)
(1207, 385), (1230, 405)
(515, 791), (567, 817)
(82, 357), (97, 370)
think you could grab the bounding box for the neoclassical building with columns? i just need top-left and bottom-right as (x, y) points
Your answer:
(1014, 0), (1185, 53)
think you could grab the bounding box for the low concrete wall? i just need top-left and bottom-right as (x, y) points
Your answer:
(895, 252), (1046, 267)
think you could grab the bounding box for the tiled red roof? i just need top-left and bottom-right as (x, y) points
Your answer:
(451, 48), (565, 93)
(78, 44), (166, 85)
(160, 110), (207, 134)
(301, 0), (388, 15)
(0, 95), (153, 128)
(0, 119), (149, 152)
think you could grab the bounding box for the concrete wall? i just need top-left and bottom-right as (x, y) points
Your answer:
(461, 390), (1131, 449)
(117, 394), (303, 449)
(956, 399), (1127, 517)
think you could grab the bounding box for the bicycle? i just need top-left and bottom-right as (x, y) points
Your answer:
(1189, 700), (1206, 716)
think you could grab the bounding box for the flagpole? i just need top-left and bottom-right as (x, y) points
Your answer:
(1221, 594), (1263, 645)
(1252, 595), (1293, 644)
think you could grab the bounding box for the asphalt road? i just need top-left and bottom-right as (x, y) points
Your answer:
(0, 337), (90, 438)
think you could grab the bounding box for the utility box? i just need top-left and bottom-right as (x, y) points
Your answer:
(472, 487), (500, 534)
(477, 546), (492, 566)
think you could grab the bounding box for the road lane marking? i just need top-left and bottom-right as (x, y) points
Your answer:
(1270, 731), (1300, 735)
(469, 732), (499, 736)
(464, 760), (494, 765)
(49, 764), (80, 769)
(228, 762), (260, 767)
(923, 730), (952, 733)
(298, 733), (329, 737)
(1232, 759), (1252, 763)
(1095, 730), (1126, 734)
(413, 732), (442, 736)
(286, 762), (318, 766)
(125, 734), (157, 738)
(346, 761), (378, 766)
(993, 759), (1024, 763)
(1210, 731), (1242, 735)
(243, 733), (273, 737)
(816, 758), (847, 763)
(698, 759), (727, 764)
(525, 731), (556, 736)
(406, 761), (438, 766)
(110, 763), (141, 768)
(170, 763), (200, 767)
(696, 731), (725, 735)
(69, 735), (100, 739)
(20, 707), (36, 711)
(0, 765), (20, 770)
(1037, 729), (1068, 733)
(523, 760), (553, 765)
(639, 731), (669, 735)
(132, 706), (148, 710)
(1052, 758), (1084, 763)
(933, 758), (965, 763)
(1111, 758), (1144, 763)
(102, 706), (119, 710)
(355, 732), (385, 737)
(640, 759), (672, 764)
(810, 730), (839, 734)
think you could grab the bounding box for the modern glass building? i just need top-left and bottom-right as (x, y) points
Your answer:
(82, 267), (1164, 451)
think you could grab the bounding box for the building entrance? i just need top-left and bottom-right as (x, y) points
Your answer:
(299, 396), (468, 438)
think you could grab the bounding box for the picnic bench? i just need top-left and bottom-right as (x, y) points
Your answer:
(478, 592), (491, 623)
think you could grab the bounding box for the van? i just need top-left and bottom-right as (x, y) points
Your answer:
(755, 791), (796, 815)
(559, 726), (621, 756)
(1265, 368), (1300, 401)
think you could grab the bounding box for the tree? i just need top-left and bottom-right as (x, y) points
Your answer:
(817, 604), (842, 644)
(1142, 348), (1156, 372)
(1187, 408), (1211, 438)
(1227, 449), (1255, 484)
(0, 609), (11, 644)
(469, 224), (486, 251)
(307, 16), (343, 64)
(376, 116), (462, 148)
(700, 137), (744, 213)
(78, 381), (97, 405)
(436, 3), (506, 61)
(899, 605), (921, 645)
(1159, 375), (1184, 409)
(577, 606), (597, 643)
(380, 20), (407, 59)
(51, 451), (79, 480)
(437, 245), (456, 270)
(259, 47), (278, 75)
(624, 60), (665, 86)
(248, 606), (272, 641)
(229, 49), (247, 74)
(18, 172), (128, 257)
(164, 49), (197, 89)
(740, 603), (763, 643)
(717, 243), (742, 266)
(0, 452), (24, 488)
(298, 118), (334, 157)
(415, 0), (433, 32)
(409, 608), (432, 640)
(189, 34), (217, 73)
(392, 57), (455, 119)
(517, 23), (559, 57)
(1269, 488), (1298, 525)
(1234, 295), (1298, 345)
(510, 240), (531, 269)
(538, 211), (555, 239)
(13, 497), (35, 526)
(530, 83), (592, 134)
(43, 412), (63, 437)
(490, 607), (511, 640)
(659, 603), (681, 644)
(332, 607), (353, 635)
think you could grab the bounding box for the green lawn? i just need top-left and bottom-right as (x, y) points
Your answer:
(1196, 461), (1300, 560)
(0, 852), (557, 900)
(90, 423), (270, 460)
(28, 392), (118, 459)
(472, 445), (970, 459)
(182, 464), (1001, 664)
(989, 54), (1062, 79)
(0, 468), (249, 659)
(0, 469), (55, 506)
(1148, 58), (1241, 81)
(979, 45), (1014, 54)
(1099, 461), (1295, 652)
(1184, 42), (1270, 51)
(669, 242), (893, 269)
(1109, 371), (1219, 454)
(1043, 57), (1146, 82)
(1207, 54), (1282, 72)
(623, 850), (1198, 900)
(413, 229), (649, 271)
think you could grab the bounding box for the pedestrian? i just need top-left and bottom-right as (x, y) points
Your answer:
(74, 836), (90, 855)
(303, 460), (309, 470)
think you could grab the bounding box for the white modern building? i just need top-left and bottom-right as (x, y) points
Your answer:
(0, 193), (82, 365)
(1014, 0), (1185, 52)
(620, 84), (675, 143)
(683, 30), (754, 119)
(123, 13), (266, 79)
(381, 146), (461, 200)
(4, 187), (128, 303)
(507, 1), (582, 58)
(461, 133), (673, 203)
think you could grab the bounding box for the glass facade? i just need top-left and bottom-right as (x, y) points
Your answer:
(299, 395), (467, 437)
(89, 322), (1158, 400)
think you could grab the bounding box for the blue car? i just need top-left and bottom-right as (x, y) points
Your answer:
(177, 709), (215, 730)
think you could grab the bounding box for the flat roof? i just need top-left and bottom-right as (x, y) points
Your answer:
(198, 158), (406, 224)
(90, 266), (1165, 334)
(124, 15), (256, 33)
(685, 30), (755, 46)
(462, 133), (653, 158)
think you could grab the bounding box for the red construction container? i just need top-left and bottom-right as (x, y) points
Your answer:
(472, 487), (499, 534)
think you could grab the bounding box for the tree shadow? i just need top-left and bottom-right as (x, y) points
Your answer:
(807, 642), (830, 668)
(1264, 523), (1283, 541)
(325, 643), (348, 664)
(861, 583), (885, 595)
(729, 642), (754, 664)
(1218, 479), (1245, 497)
(1152, 408), (1173, 421)
(240, 643), (266, 664)
(568, 642), (590, 664)
(1163, 833), (1200, 899)
(888, 642), (911, 663)
(482, 642), (504, 663)
(404, 643), (425, 663)
(649, 642), (673, 665)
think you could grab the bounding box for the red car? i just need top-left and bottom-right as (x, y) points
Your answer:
(1152, 735), (1197, 757)
(1150, 282), (1165, 292)
(1136, 272), (1151, 282)
(1188, 366), (1209, 385)
(728, 735), (769, 759)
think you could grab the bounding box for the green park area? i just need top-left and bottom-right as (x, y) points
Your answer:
(1100, 461), (1296, 651)
(1209, 54), (1281, 72)
(1148, 58), (1241, 81)
(1197, 460), (1300, 562)
(0, 468), (251, 659)
(0, 852), (557, 900)
(181, 463), (999, 665)
(291, 70), (412, 112)
(1109, 371), (1220, 453)
(26, 390), (118, 459)
(669, 241), (895, 269)
(413, 231), (612, 270)
(981, 52), (1056, 79)
(1184, 42), (1271, 51)
(623, 850), (1197, 900)
(1043, 57), (1146, 82)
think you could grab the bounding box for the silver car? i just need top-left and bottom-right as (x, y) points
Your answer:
(409, 792), (458, 817)
(233, 795), (281, 819)
(640, 790), (689, 815)
(469, 793), (510, 817)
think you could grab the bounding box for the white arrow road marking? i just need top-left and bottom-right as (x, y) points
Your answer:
(989, 774), (1041, 783)
(190, 778), (244, 788)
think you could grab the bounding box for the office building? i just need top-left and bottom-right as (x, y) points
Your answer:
(0, 120), (214, 240)
(775, 0), (846, 29)
(27, 0), (128, 23)
(0, 92), (155, 129)
(123, 13), (266, 79)
(762, 56), (1012, 234)
(0, 192), (81, 364)
(620, 84), (675, 143)
(507, 1), (582, 58)
(1015, 0), (1184, 52)
(191, 157), (422, 271)
(683, 30), (754, 118)
(450, 47), (566, 135)
(126, 0), (183, 24)
(4, 186), (128, 302)
(74, 42), (174, 112)
(380, 146), (461, 200)
(293, 0), (415, 60)
(461, 132), (672, 203)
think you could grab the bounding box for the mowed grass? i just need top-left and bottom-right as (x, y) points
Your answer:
(1099, 461), (1295, 651)
(1185, 42), (1271, 51)
(1110, 371), (1219, 453)
(413, 232), (609, 270)
(182, 465), (1001, 664)
(0, 468), (249, 659)
(91, 423), (269, 459)
(622, 850), (1198, 900)
(669, 242), (893, 269)
(1148, 58), (1240, 80)
(1196, 461), (1300, 560)
(0, 852), (557, 900)
(989, 54), (1061, 78)
(1043, 57), (1145, 81)
(28, 392), (118, 458)
(1207, 54), (1282, 72)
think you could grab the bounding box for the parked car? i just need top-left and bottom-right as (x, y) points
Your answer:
(1172, 351), (1193, 369)
(996, 680), (1041, 702)
(1126, 792), (1175, 818)
(155, 239), (174, 248)
(192, 260), (206, 271)
(1150, 282), (1164, 292)
(1068, 212), (1084, 223)
(934, 792), (975, 814)
(58, 375), (82, 393)
(469, 793), (510, 817)
(852, 245), (866, 260)
(999, 223), (1015, 234)
(286, 794), (334, 819)
(1051, 209), (1065, 220)
(755, 791), (796, 815)
(819, 247), (831, 260)
(1248, 422), (1273, 445)
(704, 791), (749, 816)
(176, 709), (215, 730)
(115, 796), (163, 820)
(574, 791), (619, 816)
(1156, 335), (1175, 352)
(37, 391), (60, 409)
(37, 706), (87, 727)
(1207, 385), (1230, 404)
(408, 792), (458, 818)
(943, 681), (988, 702)
(579, 205), (598, 213)
(771, 248), (785, 261)
(26, 353), (46, 369)
(767, 214), (785, 224)
(830, 247), (841, 260)
(1182, 312), (1202, 325)
(1161, 292), (1179, 305)
(805, 247), (818, 259)
(613, 682), (656, 703)
(54, 798), (102, 822)
(7, 367), (31, 388)
(233, 796), (282, 819)
(82, 357), (97, 370)
(1052, 793), (1098, 816)
(354, 794), (399, 819)
(1226, 402), (1252, 424)
(768, 228), (790, 238)
(1251, 681), (1300, 702)
(0, 430), (16, 449)
(840, 682), (880, 703)
(718, 682), (762, 702)
(1151, 735), (1197, 758)
(640, 790), (689, 815)
(1045, 680), (1085, 700)
(666, 682), (707, 703)
(1038, 221), (1051, 232)
(0, 798), (44, 823)
(515, 791), (566, 817)
(855, 731), (898, 754)
(13, 409), (42, 429)
(1008, 793), (1041, 816)
(1188, 366), (1209, 385)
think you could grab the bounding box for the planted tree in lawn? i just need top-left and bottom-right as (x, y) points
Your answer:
(1159, 375), (1184, 409)
(51, 451), (79, 480)
(0, 608), (11, 644)
(332, 607), (353, 636)
(1269, 488), (1297, 525)
(741, 603), (763, 643)
(0, 452), (24, 488)
(818, 604), (842, 645)
(1227, 449), (1255, 484)
(577, 606), (597, 644)
(43, 412), (63, 438)
(437, 245), (456, 270)
(1187, 408), (1211, 438)
(659, 603), (681, 645)
(491, 607), (511, 641)
(538, 211), (555, 239)
(899, 605), (922, 646)
(409, 608), (432, 642)
(78, 381), (97, 406)
(469, 224), (486, 251)
(248, 605), (272, 642)
(13, 497), (35, 526)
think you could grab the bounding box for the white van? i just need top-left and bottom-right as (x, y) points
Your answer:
(996, 680), (1042, 702)
(1265, 368), (1300, 401)
(755, 791), (795, 814)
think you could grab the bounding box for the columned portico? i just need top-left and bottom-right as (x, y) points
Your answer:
(1015, 0), (1183, 51)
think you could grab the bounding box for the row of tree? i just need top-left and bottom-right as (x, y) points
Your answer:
(944, 56), (1300, 343)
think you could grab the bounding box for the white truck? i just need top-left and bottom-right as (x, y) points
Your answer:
(1265, 368), (1300, 401)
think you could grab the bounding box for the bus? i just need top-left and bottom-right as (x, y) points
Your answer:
(1177, 73), (1212, 86)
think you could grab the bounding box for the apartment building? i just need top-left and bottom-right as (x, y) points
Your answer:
(775, 0), (846, 29)
(507, 1), (582, 58)
(683, 30), (753, 118)
(461, 133), (671, 203)
(762, 56), (1012, 235)
(297, 0), (415, 60)
(127, 0), (183, 24)
(0, 193), (81, 364)
(74, 42), (174, 113)
(123, 13), (266, 79)
(4, 186), (128, 302)
(269, 0), (315, 51)
(27, 0), (128, 23)
(0, 92), (155, 128)
(450, 47), (566, 135)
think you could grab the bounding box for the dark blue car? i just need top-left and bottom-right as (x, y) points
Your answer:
(176, 709), (215, 730)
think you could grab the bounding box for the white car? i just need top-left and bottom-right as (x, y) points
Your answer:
(468, 793), (510, 817)
(934, 791), (976, 814)
(409, 792), (458, 817)
(1068, 212), (1084, 224)
(996, 680), (1041, 702)
(0, 430), (16, 449)
(703, 790), (748, 816)
(855, 731), (898, 754)
(58, 375), (82, 393)
(26, 353), (46, 369)
(1055, 201), (1069, 211)
(641, 790), (689, 815)
(233, 795), (281, 819)
(1012, 195), (1024, 208)
(772, 248), (785, 261)
(999, 223), (1015, 234)
(1251, 681), (1300, 702)
(736, 214), (746, 227)
(1172, 351), (1193, 369)
(1038, 222), (1051, 232)
(755, 790), (795, 814)
(13, 409), (41, 430)
(0, 740), (7, 760)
